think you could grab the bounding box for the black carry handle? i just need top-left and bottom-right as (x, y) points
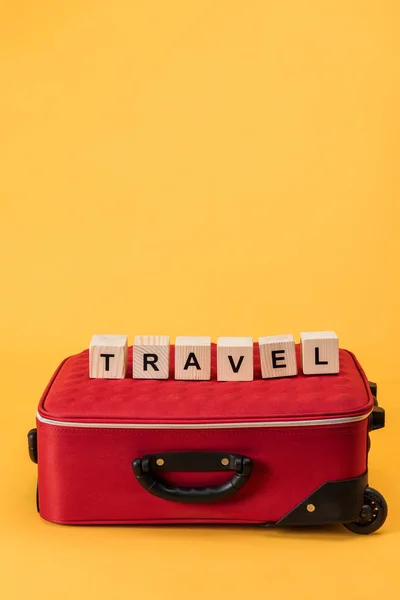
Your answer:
(368, 381), (385, 430)
(28, 429), (38, 464)
(132, 452), (253, 504)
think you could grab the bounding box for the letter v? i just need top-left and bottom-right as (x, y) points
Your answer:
(228, 355), (244, 373)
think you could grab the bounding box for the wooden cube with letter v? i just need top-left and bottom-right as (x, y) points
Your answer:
(217, 337), (253, 381)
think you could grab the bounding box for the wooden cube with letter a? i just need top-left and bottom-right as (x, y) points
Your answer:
(133, 335), (170, 379)
(217, 337), (253, 381)
(259, 334), (297, 379)
(174, 336), (211, 380)
(89, 334), (128, 379)
(300, 331), (339, 375)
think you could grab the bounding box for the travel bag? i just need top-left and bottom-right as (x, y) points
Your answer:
(28, 343), (387, 534)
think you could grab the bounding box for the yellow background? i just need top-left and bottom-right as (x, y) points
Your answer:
(1, 1), (399, 598)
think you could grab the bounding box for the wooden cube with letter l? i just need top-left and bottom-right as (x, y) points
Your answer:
(133, 335), (170, 379)
(300, 331), (339, 375)
(89, 334), (128, 379)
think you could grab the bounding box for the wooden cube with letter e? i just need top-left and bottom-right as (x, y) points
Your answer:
(259, 334), (297, 379)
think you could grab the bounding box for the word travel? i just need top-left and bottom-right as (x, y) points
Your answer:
(89, 332), (340, 381)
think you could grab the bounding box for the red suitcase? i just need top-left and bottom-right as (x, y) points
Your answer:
(28, 343), (387, 534)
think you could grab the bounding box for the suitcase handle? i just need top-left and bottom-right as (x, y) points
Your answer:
(132, 452), (253, 504)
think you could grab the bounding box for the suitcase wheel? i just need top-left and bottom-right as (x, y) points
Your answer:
(343, 487), (387, 534)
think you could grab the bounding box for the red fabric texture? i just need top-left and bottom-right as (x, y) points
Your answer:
(38, 344), (373, 424)
(37, 419), (368, 525)
(35, 344), (372, 525)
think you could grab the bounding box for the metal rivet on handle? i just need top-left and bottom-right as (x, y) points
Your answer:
(307, 504), (316, 513)
(156, 458), (165, 466)
(221, 458), (229, 466)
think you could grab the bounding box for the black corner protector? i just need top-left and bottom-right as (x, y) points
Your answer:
(273, 473), (369, 527)
(28, 429), (38, 464)
(368, 381), (377, 400)
(369, 406), (385, 431)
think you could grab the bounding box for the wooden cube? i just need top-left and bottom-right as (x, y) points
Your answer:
(133, 335), (170, 379)
(89, 334), (128, 379)
(259, 334), (297, 379)
(217, 337), (253, 381)
(300, 331), (339, 375)
(175, 336), (211, 380)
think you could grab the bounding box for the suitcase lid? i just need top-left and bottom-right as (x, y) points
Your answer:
(37, 344), (374, 426)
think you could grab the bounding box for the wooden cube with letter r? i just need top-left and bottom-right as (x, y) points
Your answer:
(133, 335), (170, 379)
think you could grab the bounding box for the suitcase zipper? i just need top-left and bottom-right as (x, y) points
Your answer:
(36, 411), (371, 429)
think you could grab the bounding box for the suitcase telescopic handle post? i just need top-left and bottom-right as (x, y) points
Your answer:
(132, 452), (253, 504)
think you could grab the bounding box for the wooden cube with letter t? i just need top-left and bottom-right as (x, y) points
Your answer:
(217, 337), (253, 381)
(300, 331), (340, 375)
(89, 334), (128, 379)
(174, 336), (211, 380)
(259, 334), (297, 379)
(133, 335), (170, 379)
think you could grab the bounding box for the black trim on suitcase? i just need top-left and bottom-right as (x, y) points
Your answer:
(27, 429), (38, 464)
(368, 381), (377, 399)
(27, 429), (40, 512)
(369, 406), (385, 431)
(270, 473), (387, 534)
(274, 473), (368, 526)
